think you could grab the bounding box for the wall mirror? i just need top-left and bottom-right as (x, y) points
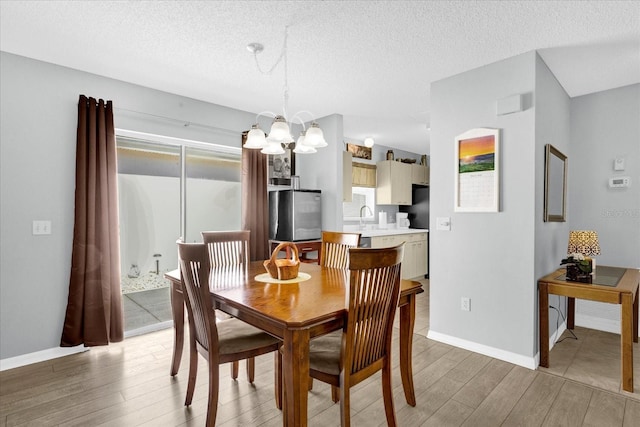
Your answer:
(544, 144), (567, 222)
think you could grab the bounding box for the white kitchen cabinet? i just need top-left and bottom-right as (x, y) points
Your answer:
(371, 232), (428, 279)
(376, 160), (412, 205)
(343, 151), (352, 202)
(411, 164), (429, 186)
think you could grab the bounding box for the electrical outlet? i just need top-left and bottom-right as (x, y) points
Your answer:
(461, 297), (471, 312)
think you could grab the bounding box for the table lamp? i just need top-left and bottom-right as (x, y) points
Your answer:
(567, 230), (601, 271)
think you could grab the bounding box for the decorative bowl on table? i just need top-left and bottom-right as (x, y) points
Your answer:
(264, 242), (300, 280)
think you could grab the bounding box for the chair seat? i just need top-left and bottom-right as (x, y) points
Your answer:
(309, 330), (342, 376)
(217, 317), (280, 355)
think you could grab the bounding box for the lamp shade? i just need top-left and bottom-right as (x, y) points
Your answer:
(567, 230), (601, 256)
(293, 132), (316, 154)
(303, 122), (327, 148)
(244, 124), (267, 149)
(364, 137), (375, 148)
(261, 142), (286, 155)
(265, 115), (294, 144)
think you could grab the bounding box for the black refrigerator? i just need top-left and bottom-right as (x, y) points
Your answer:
(399, 186), (429, 229)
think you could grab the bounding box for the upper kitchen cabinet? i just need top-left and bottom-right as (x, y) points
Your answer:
(411, 164), (429, 185)
(376, 160), (412, 205)
(352, 162), (376, 187)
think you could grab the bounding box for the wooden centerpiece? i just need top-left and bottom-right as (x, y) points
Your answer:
(264, 242), (300, 280)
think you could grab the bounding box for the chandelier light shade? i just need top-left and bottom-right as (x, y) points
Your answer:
(246, 26), (327, 155)
(567, 230), (601, 256)
(261, 142), (286, 155)
(243, 124), (268, 149)
(293, 132), (317, 154)
(302, 122), (327, 148)
(265, 116), (294, 144)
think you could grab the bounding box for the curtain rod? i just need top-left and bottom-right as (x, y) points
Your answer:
(113, 106), (240, 136)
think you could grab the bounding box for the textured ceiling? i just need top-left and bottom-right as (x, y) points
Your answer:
(1, 1), (639, 154)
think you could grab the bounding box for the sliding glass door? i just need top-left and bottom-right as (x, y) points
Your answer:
(116, 135), (241, 334)
(184, 146), (241, 243)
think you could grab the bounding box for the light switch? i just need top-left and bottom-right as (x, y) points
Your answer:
(436, 217), (451, 231)
(614, 158), (625, 171)
(32, 220), (52, 235)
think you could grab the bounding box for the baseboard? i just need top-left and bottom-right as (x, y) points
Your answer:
(427, 330), (537, 370)
(575, 314), (620, 335)
(0, 345), (88, 372)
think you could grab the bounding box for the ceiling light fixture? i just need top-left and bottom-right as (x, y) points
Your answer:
(244, 26), (326, 155)
(364, 137), (375, 148)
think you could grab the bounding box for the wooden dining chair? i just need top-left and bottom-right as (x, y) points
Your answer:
(308, 244), (405, 427)
(319, 231), (361, 268)
(201, 230), (254, 381)
(177, 241), (282, 426)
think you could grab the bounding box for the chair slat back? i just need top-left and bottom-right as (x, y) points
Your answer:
(177, 242), (216, 352)
(201, 230), (250, 270)
(320, 231), (361, 269)
(345, 244), (404, 374)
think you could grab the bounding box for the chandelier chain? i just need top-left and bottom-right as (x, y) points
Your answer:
(250, 26), (291, 120)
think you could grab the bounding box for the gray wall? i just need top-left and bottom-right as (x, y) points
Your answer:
(429, 51), (539, 365)
(534, 55), (572, 345)
(2, 50), (637, 366)
(428, 51), (638, 368)
(295, 114), (345, 232)
(0, 52), (259, 360)
(569, 84), (640, 331)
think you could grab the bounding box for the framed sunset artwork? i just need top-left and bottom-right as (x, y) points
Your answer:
(454, 128), (500, 212)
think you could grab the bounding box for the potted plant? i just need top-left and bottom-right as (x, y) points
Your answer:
(561, 252), (592, 283)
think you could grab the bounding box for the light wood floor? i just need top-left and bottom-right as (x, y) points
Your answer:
(2, 280), (640, 426)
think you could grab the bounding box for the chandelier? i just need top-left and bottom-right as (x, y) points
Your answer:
(243, 26), (327, 155)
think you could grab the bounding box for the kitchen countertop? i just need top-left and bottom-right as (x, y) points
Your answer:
(343, 225), (429, 238)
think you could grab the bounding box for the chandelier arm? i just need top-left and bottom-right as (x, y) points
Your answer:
(290, 110), (317, 125)
(255, 111), (278, 123)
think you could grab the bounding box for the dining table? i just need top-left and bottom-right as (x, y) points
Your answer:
(165, 260), (424, 426)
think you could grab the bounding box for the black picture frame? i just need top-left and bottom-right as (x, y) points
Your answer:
(268, 145), (295, 185)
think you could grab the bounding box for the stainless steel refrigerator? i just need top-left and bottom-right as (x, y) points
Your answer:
(269, 189), (322, 241)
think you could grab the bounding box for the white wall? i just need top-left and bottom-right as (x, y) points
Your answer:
(0, 52), (259, 361)
(429, 51), (538, 365)
(569, 84), (640, 332)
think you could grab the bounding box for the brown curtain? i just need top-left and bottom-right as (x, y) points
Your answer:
(241, 131), (270, 261)
(61, 95), (123, 347)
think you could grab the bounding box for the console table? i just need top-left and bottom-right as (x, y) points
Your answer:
(538, 266), (639, 392)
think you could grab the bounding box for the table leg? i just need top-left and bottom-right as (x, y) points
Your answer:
(282, 328), (310, 427)
(567, 297), (575, 329)
(621, 292), (634, 392)
(399, 294), (417, 406)
(170, 281), (185, 376)
(539, 282), (549, 368)
(633, 289), (638, 343)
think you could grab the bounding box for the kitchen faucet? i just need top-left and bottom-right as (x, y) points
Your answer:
(359, 205), (373, 229)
